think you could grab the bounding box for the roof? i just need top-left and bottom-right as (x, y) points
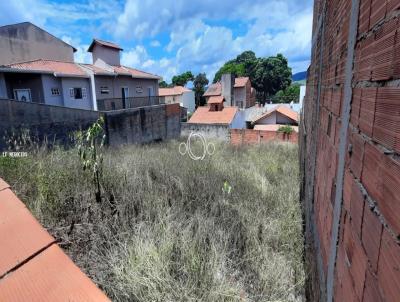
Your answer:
(254, 124), (299, 132)
(0, 178), (110, 301)
(5, 59), (88, 77)
(159, 86), (191, 96)
(244, 106), (268, 122)
(188, 107), (238, 125)
(234, 77), (250, 88)
(203, 82), (222, 96)
(88, 39), (123, 52)
(252, 105), (299, 124)
(82, 64), (161, 80)
(207, 96), (224, 104)
(0, 22), (77, 52)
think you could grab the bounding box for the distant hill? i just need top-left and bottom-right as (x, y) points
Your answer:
(292, 71), (307, 81)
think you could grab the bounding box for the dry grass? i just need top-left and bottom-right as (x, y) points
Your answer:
(0, 140), (304, 301)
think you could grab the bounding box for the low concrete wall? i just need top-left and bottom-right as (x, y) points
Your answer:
(230, 129), (298, 145)
(105, 103), (181, 145)
(0, 99), (100, 150)
(181, 123), (230, 141)
(0, 100), (181, 150)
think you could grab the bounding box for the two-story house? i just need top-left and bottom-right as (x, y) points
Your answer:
(0, 22), (161, 111)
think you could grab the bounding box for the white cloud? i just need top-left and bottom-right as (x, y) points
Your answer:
(61, 36), (91, 64)
(150, 40), (161, 47)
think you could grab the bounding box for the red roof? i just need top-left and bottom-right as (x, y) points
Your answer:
(234, 77), (250, 88)
(207, 96), (224, 104)
(188, 107), (238, 125)
(252, 105), (299, 124)
(159, 86), (191, 96)
(0, 179), (110, 301)
(88, 39), (123, 52)
(7, 59), (87, 77)
(82, 64), (161, 79)
(203, 82), (222, 96)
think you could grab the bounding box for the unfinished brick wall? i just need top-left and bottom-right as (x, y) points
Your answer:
(230, 129), (298, 145)
(300, 0), (400, 301)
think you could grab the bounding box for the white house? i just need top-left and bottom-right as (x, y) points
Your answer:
(159, 86), (195, 113)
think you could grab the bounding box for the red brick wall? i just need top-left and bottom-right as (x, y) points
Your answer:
(301, 0), (400, 301)
(230, 129), (298, 145)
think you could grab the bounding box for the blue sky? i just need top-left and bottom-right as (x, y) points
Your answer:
(0, 0), (314, 82)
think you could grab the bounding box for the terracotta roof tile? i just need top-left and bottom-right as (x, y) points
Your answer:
(112, 65), (161, 79)
(0, 188), (54, 276)
(88, 39), (123, 52)
(0, 244), (110, 302)
(7, 60), (87, 77)
(0, 178), (10, 191)
(188, 107), (238, 124)
(0, 179), (110, 301)
(159, 86), (191, 96)
(203, 82), (222, 96)
(207, 96), (224, 104)
(252, 105), (299, 124)
(234, 77), (250, 88)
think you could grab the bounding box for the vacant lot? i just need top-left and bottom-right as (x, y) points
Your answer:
(0, 140), (304, 301)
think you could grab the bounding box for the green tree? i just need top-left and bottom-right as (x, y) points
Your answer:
(213, 51), (292, 102)
(193, 73), (209, 107)
(159, 80), (171, 88)
(172, 71), (194, 87)
(252, 54), (292, 101)
(274, 84), (300, 103)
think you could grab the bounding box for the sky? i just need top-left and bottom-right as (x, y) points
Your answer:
(0, 0), (314, 82)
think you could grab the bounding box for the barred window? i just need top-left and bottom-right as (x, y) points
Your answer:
(51, 88), (60, 96)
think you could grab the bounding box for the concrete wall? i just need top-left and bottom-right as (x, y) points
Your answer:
(41, 74), (63, 106)
(230, 129), (298, 145)
(0, 22), (74, 65)
(105, 103), (181, 145)
(182, 91), (195, 113)
(231, 110), (246, 129)
(0, 99), (100, 150)
(181, 123), (230, 141)
(94, 75), (159, 100)
(300, 1), (400, 301)
(91, 44), (120, 66)
(61, 77), (93, 110)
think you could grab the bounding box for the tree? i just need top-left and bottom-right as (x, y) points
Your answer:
(193, 73), (209, 107)
(213, 51), (292, 102)
(252, 54), (292, 102)
(274, 84), (300, 103)
(159, 80), (170, 88)
(172, 71), (194, 87)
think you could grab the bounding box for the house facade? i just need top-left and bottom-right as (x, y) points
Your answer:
(159, 86), (195, 113)
(203, 74), (256, 109)
(0, 22), (161, 111)
(251, 105), (299, 132)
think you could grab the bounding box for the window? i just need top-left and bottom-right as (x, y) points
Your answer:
(51, 88), (60, 96)
(69, 88), (85, 100)
(100, 86), (109, 94)
(136, 86), (143, 94)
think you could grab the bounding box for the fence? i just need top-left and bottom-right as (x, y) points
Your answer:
(97, 96), (164, 111)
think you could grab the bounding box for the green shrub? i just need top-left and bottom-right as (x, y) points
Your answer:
(277, 125), (294, 135)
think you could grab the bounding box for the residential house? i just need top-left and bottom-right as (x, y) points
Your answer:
(0, 22), (161, 111)
(159, 86), (195, 113)
(203, 74), (256, 109)
(251, 105), (299, 132)
(82, 39), (161, 110)
(188, 95), (244, 128)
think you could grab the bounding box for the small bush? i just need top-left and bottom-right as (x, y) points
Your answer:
(0, 140), (304, 302)
(277, 125), (294, 135)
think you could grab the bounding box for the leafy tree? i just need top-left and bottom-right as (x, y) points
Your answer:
(159, 80), (171, 88)
(252, 54), (292, 101)
(193, 73), (209, 107)
(274, 84), (300, 103)
(172, 71), (194, 87)
(213, 51), (292, 103)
